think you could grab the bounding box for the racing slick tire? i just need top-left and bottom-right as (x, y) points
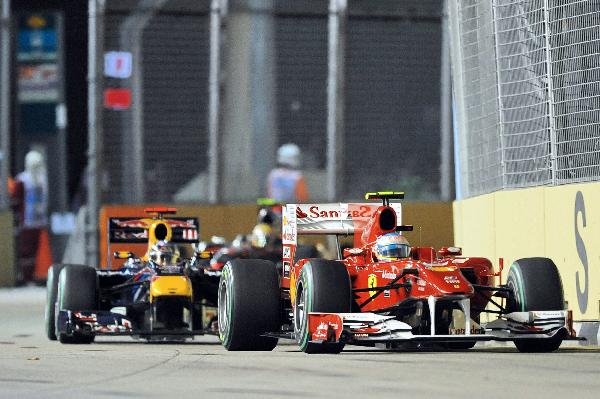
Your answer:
(218, 259), (280, 351)
(57, 265), (98, 344)
(294, 259), (351, 354)
(45, 264), (87, 341)
(507, 258), (565, 353)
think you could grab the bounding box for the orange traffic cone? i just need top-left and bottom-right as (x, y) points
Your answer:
(34, 228), (54, 281)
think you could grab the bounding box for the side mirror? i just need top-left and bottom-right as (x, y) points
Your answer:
(113, 251), (135, 259)
(438, 246), (462, 257)
(343, 247), (364, 258)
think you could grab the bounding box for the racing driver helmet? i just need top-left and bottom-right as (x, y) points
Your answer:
(251, 223), (273, 249)
(149, 240), (181, 267)
(374, 232), (411, 261)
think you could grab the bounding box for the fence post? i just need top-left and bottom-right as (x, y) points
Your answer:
(87, 0), (105, 267)
(327, 0), (347, 201)
(208, 0), (226, 204)
(491, 0), (507, 189)
(542, 0), (557, 185)
(440, 0), (453, 201)
(0, 0), (10, 211)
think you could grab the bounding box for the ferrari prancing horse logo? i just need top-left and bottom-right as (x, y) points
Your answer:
(368, 274), (377, 297)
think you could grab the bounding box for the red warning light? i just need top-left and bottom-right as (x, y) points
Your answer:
(103, 88), (131, 110)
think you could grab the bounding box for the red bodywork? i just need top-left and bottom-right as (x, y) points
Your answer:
(284, 203), (499, 326)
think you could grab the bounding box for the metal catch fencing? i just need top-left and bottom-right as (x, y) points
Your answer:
(98, 0), (211, 204)
(450, 0), (600, 198)
(91, 0), (445, 205)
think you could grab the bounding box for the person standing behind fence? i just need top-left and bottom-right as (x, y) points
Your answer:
(14, 150), (52, 284)
(267, 143), (309, 203)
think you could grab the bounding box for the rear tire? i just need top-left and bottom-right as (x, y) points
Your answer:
(294, 259), (351, 354)
(507, 258), (565, 353)
(45, 264), (87, 341)
(218, 259), (280, 350)
(57, 265), (98, 344)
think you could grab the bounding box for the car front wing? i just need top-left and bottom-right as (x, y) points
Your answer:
(307, 308), (572, 346)
(56, 310), (209, 338)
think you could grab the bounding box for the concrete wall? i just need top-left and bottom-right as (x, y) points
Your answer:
(454, 182), (600, 321)
(0, 211), (15, 287)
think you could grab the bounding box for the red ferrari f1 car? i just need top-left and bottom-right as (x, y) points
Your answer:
(218, 192), (576, 353)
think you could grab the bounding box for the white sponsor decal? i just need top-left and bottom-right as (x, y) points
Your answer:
(444, 275), (461, 284)
(381, 271), (397, 279)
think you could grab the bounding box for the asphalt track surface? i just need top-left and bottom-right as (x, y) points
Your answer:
(1, 287), (599, 399)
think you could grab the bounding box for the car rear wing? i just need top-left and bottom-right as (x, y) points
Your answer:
(280, 203), (402, 282)
(108, 217), (199, 244)
(281, 203), (402, 244)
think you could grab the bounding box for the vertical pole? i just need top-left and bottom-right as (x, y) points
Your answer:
(87, 0), (104, 267)
(543, 0), (557, 185)
(491, 0), (507, 189)
(208, 0), (224, 204)
(56, 14), (69, 211)
(327, 0), (346, 201)
(250, 0), (277, 195)
(0, 0), (10, 210)
(440, 0), (452, 201)
(130, 35), (145, 203)
(447, 0), (468, 199)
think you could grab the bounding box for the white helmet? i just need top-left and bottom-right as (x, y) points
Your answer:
(25, 150), (44, 172)
(251, 223), (273, 249)
(277, 143), (301, 168)
(149, 240), (181, 267)
(24, 150), (45, 185)
(374, 232), (411, 261)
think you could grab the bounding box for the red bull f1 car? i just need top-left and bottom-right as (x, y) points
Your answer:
(218, 192), (577, 353)
(45, 208), (220, 343)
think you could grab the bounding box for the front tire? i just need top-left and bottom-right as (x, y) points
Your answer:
(294, 259), (351, 354)
(218, 259), (280, 351)
(507, 257), (565, 352)
(45, 264), (87, 340)
(57, 265), (98, 344)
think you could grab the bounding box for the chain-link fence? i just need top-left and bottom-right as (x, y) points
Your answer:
(100, 0), (211, 204)
(450, 0), (600, 198)
(551, 0), (600, 184)
(93, 0), (444, 205)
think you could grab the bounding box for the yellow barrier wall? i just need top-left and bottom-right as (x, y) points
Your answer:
(402, 202), (454, 250)
(454, 182), (600, 321)
(0, 211), (15, 287)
